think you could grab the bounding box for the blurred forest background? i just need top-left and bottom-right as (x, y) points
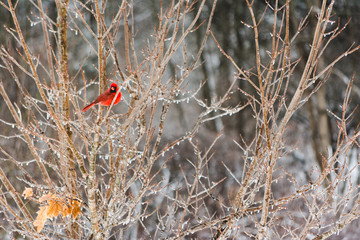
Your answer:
(1, 0), (360, 239)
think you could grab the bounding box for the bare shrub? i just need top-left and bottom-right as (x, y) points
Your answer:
(0, 0), (359, 239)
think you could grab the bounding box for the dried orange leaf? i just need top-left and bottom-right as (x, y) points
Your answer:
(61, 198), (82, 218)
(70, 199), (82, 218)
(33, 206), (47, 233)
(22, 188), (33, 199)
(47, 199), (64, 219)
(34, 193), (83, 232)
(61, 204), (71, 217)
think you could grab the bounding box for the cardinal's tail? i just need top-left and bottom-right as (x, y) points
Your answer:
(81, 102), (96, 112)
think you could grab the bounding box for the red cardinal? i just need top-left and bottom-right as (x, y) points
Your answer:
(81, 83), (122, 112)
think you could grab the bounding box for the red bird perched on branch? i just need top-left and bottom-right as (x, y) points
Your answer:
(81, 83), (122, 112)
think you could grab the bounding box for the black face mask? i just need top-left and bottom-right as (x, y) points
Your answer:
(110, 86), (117, 93)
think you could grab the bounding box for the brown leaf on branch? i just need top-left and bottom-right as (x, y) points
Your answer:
(46, 198), (64, 219)
(33, 206), (47, 233)
(33, 193), (82, 233)
(67, 199), (82, 218)
(22, 188), (33, 199)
